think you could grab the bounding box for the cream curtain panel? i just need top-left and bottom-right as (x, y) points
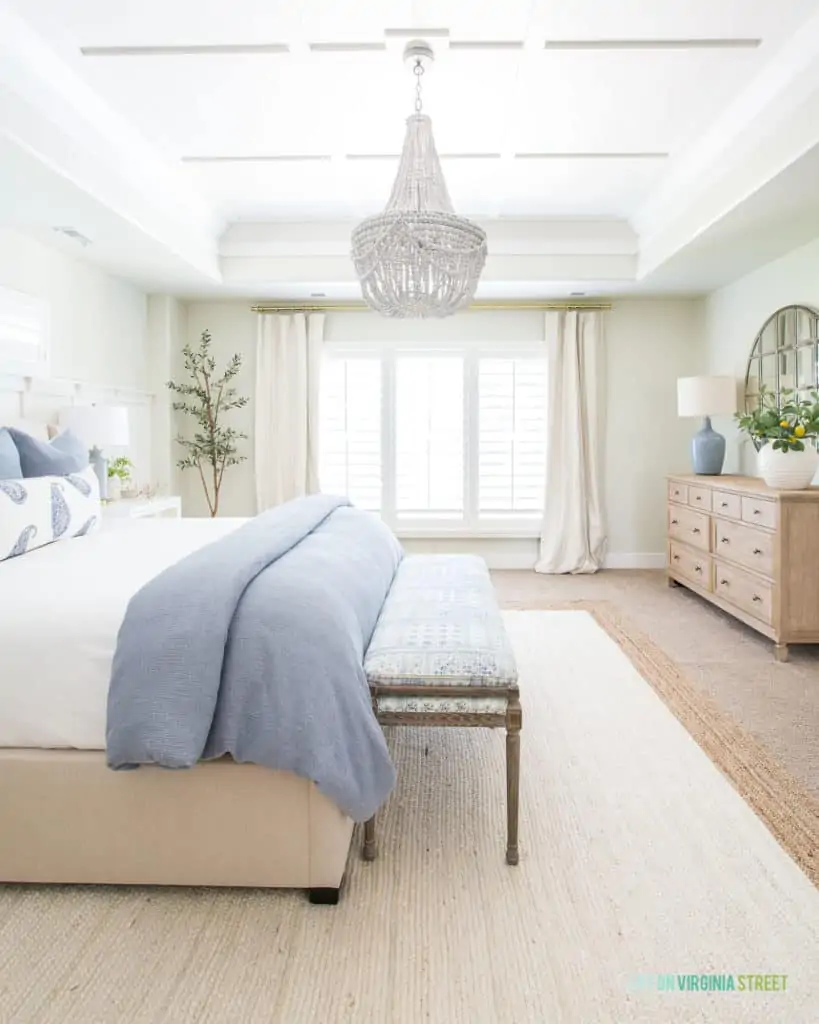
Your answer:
(254, 312), (325, 512)
(535, 309), (607, 575)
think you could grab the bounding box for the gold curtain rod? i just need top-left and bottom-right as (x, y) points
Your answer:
(251, 300), (611, 314)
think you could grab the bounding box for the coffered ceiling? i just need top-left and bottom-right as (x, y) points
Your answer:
(10, 0), (806, 220)
(2, 0), (819, 297)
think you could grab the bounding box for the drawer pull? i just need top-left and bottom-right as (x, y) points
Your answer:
(720, 578), (729, 586)
(692, 527), (701, 534)
(695, 496), (702, 501)
(753, 508), (761, 516)
(694, 565), (703, 574)
(752, 594), (762, 603)
(720, 537), (730, 544)
(720, 501), (728, 508)
(672, 554), (680, 561)
(753, 547), (763, 555)
(671, 518), (679, 525)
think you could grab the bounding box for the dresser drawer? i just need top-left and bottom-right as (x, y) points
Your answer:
(714, 560), (774, 625)
(741, 496), (778, 530)
(713, 519), (774, 578)
(687, 484), (712, 512)
(712, 490), (742, 519)
(668, 504), (710, 552)
(669, 542), (712, 591)
(668, 481), (688, 504)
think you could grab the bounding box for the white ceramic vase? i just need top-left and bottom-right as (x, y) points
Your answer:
(758, 442), (819, 489)
(107, 475), (122, 501)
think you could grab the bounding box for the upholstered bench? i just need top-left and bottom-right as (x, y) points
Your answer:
(363, 554), (522, 865)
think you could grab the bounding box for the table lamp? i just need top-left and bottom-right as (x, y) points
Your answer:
(58, 405), (130, 499)
(677, 376), (736, 475)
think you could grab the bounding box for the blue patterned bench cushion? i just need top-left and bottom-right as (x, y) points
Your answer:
(376, 695), (508, 715)
(364, 554), (518, 689)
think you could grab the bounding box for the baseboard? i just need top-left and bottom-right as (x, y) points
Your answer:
(484, 552), (540, 569)
(603, 553), (665, 570)
(401, 536), (665, 571)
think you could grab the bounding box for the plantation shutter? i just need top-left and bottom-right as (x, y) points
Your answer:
(395, 354), (464, 519)
(318, 356), (382, 511)
(478, 356), (547, 516)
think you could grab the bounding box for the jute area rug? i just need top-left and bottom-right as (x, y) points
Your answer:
(0, 607), (818, 1024)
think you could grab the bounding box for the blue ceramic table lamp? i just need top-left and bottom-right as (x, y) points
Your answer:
(677, 376), (736, 475)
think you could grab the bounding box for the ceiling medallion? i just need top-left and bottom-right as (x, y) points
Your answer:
(350, 40), (488, 318)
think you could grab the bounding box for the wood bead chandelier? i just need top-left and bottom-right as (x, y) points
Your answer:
(350, 40), (488, 318)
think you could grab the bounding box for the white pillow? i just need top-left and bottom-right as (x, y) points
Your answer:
(0, 466), (101, 562)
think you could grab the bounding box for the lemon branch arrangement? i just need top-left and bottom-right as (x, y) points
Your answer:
(736, 386), (819, 452)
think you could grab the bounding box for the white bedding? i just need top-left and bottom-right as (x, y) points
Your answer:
(0, 517), (245, 749)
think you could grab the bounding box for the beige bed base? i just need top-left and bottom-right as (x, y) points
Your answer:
(0, 750), (354, 903)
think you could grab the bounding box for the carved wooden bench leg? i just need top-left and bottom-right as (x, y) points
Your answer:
(362, 815), (377, 861)
(505, 696), (522, 866)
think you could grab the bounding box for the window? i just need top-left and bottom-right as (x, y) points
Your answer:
(319, 356), (381, 510)
(396, 356), (463, 519)
(319, 343), (547, 532)
(478, 358), (547, 518)
(0, 285), (49, 376)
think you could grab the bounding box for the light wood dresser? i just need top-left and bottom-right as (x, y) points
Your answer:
(666, 474), (819, 661)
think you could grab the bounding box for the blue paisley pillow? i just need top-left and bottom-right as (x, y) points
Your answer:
(0, 466), (100, 562)
(0, 428), (22, 479)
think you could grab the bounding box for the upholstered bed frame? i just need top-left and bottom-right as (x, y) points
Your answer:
(0, 419), (357, 903)
(0, 750), (354, 904)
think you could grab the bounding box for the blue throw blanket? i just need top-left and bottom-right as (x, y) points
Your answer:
(106, 494), (402, 821)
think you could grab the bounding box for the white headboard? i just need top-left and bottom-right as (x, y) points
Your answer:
(4, 418), (51, 442)
(0, 373), (155, 487)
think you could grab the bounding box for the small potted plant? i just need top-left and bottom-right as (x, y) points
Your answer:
(107, 456), (134, 501)
(735, 386), (819, 489)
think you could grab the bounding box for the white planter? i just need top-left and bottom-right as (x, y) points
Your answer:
(107, 476), (122, 501)
(758, 443), (819, 489)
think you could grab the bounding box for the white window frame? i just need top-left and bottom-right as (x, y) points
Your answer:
(0, 285), (50, 377)
(322, 339), (546, 538)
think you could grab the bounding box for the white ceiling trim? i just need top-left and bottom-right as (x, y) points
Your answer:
(514, 152), (669, 160)
(308, 41), (386, 53)
(80, 43), (290, 56)
(449, 41), (524, 51)
(3, 0), (817, 298)
(181, 152), (667, 163)
(542, 38), (761, 50)
(78, 38), (764, 58)
(634, 3), (819, 277)
(0, 0), (220, 279)
(383, 27), (450, 39)
(182, 154), (333, 163)
(76, 36), (763, 60)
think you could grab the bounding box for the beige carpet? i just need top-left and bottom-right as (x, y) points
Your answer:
(493, 569), (819, 802)
(2, 610), (818, 1024)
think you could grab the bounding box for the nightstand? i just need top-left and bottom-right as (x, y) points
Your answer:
(101, 496), (182, 521)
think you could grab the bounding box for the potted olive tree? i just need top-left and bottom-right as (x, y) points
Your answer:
(167, 330), (249, 516)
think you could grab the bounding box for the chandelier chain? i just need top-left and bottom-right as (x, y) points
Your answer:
(413, 60), (424, 113)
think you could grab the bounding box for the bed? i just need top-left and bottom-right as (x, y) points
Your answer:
(0, 510), (388, 903)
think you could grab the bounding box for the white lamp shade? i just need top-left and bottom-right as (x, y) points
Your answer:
(677, 376), (736, 418)
(58, 405), (130, 448)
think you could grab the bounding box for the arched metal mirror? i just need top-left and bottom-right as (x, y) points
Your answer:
(745, 305), (819, 427)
